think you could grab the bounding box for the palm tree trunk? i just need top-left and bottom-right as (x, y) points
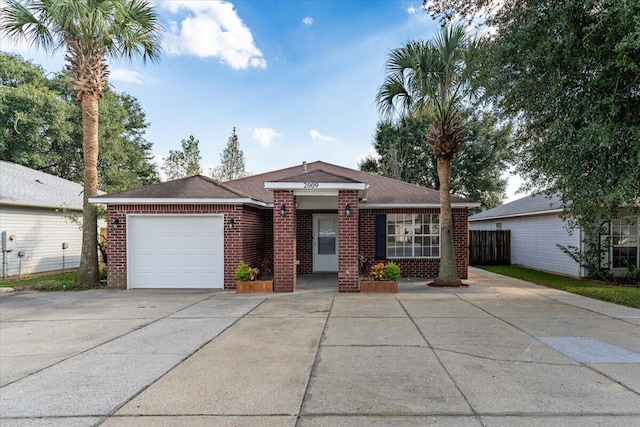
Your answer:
(433, 157), (462, 286)
(77, 93), (100, 287)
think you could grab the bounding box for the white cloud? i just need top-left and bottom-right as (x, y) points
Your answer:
(309, 129), (339, 143)
(109, 69), (147, 84)
(161, 1), (267, 70)
(302, 16), (314, 25)
(252, 128), (282, 147)
(354, 147), (378, 166)
(407, 6), (417, 14)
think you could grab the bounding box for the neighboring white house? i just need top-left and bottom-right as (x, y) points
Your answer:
(469, 194), (582, 277)
(0, 161), (89, 278)
(469, 194), (640, 278)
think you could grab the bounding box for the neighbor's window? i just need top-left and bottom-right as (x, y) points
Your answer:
(387, 214), (439, 258)
(611, 216), (639, 268)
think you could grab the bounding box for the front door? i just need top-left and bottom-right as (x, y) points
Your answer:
(313, 214), (338, 272)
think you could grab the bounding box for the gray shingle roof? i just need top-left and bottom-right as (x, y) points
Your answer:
(92, 174), (252, 200)
(226, 161), (474, 205)
(91, 161), (478, 206)
(0, 161), (85, 210)
(469, 193), (563, 221)
(275, 169), (362, 184)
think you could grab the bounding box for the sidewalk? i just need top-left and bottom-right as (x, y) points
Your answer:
(1, 267), (639, 426)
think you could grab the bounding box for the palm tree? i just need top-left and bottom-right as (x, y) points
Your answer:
(377, 25), (477, 286)
(1, 0), (162, 287)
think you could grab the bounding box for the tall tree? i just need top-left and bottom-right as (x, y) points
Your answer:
(162, 134), (202, 180)
(359, 112), (512, 211)
(0, 52), (71, 169)
(0, 52), (159, 193)
(377, 25), (478, 286)
(428, 0), (640, 273)
(211, 127), (249, 182)
(1, 0), (162, 287)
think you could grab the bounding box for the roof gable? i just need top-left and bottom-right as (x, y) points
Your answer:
(469, 193), (563, 221)
(226, 161), (474, 205)
(92, 174), (251, 200)
(274, 169), (362, 184)
(0, 161), (85, 210)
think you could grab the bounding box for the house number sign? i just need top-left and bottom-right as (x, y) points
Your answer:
(304, 182), (319, 188)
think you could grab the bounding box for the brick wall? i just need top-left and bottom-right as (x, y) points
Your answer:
(338, 191), (359, 292)
(106, 204), (244, 290)
(272, 191), (297, 292)
(359, 208), (469, 280)
(242, 206), (267, 271)
(296, 211), (313, 274)
(453, 209), (469, 279)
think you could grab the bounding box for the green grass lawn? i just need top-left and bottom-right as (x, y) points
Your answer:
(0, 272), (79, 291)
(479, 265), (640, 309)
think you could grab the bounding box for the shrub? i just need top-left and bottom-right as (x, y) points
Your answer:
(234, 261), (259, 282)
(384, 262), (401, 281)
(369, 262), (386, 280)
(369, 262), (401, 280)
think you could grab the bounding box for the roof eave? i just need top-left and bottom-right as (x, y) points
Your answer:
(1, 200), (83, 211)
(362, 202), (480, 209)
(469, 208), (564, 221)
(88, 197), (268, 207)
(264, 182), (368, 190)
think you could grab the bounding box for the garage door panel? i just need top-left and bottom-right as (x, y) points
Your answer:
(128, 215), (224, 289)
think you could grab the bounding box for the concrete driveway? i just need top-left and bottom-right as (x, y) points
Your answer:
(1, 267), (640, 426)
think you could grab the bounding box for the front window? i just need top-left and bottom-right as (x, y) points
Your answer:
(611, 216), (639, 268)
(387, 214), (439, 258)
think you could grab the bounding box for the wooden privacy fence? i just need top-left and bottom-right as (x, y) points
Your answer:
(469, 230), (511, 265)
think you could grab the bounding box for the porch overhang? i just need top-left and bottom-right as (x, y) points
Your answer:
(264, 182), (368, 200)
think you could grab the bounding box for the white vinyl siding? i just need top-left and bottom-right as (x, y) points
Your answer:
(127, 215), (224, 289)
(470, 214), (582, 277)
(0, 206), (85, 277)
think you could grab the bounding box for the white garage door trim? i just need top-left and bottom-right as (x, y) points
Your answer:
(126, 214), (224, 289)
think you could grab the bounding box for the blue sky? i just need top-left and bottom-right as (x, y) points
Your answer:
(1, 0), (522, 201)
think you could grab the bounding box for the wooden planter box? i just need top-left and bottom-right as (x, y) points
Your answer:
(236, 280), (273, 293)
(360, 280), (398, 293)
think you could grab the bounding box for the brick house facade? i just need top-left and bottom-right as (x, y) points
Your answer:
(92, 161), (478, 292)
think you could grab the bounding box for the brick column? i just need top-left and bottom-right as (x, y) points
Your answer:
(106, 205), (127, 289)
(338, 190), (359, 292)
(273, 190), (297, 292)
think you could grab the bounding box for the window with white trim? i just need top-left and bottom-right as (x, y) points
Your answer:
(387, 214), (439, 258)
(611, 216), (639, 268)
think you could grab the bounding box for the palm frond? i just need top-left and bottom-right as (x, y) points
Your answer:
(376, 23), (478, 159)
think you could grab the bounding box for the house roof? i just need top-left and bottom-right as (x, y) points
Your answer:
(469, 193), (564, 221)
(91, 174), (262, 204)
(226, 161), (475, 206)
(274, 169), (361, 184)
(0, 161), (85, 210)
(91, 161), (479, 207)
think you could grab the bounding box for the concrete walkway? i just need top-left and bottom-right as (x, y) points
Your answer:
(1, 267), (640, 426)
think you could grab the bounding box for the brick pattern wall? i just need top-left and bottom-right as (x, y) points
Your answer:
(296, 211), (313, 274)
(359, 208), (469, 280)
(338, 191), (359, 292)
(453, 209), (469, 279)
(106, 204), (244, 290)
(273, 191), (297, 292)
(242, 206), (266, 271)
(264, 210), (273, 263)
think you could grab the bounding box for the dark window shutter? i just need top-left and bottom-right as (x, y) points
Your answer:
(375, 214), (386, 259)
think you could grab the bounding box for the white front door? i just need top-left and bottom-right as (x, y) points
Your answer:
(313, 214), (338, 272)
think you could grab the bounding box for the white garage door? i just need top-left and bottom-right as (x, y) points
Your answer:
(127, 215), (224, 289)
